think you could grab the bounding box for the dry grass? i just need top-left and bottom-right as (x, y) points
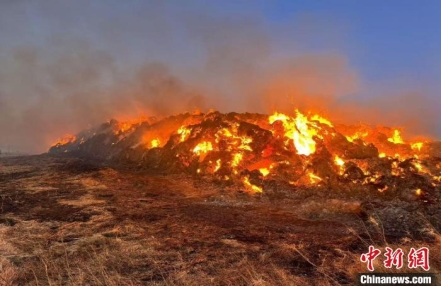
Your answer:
(1, 155), (440, 285)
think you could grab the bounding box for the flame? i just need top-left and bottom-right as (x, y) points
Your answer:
(215, 127), (253, 151)
(334, 155), (345, 175)
(217, 128), (233, 138)
(311, 114), (333, 127)
(259, 168), (270, 177)
(411, 142), (423, 151)
(308, 172), (322, 184)
(115, 117), (147, 134)
(242, 176), (263, 193)
(269, 110), (325, 156)
(193, 142), (213, 162)
(151, 138), (160, 148)
(413, 162), (423, 172)
(232, 153), (243, 167)
(238, 137), (253, 151)
(51, 109), (440, 195)
(268, 112), (290, 123)
(177, 126), (192, 142)
(334, 155), (345, 166)
(193, 142), (213, 155)
(293, 111), (318, 155)
(214, 159), (221, 172)
(345, 131), (368, 142)
(388, 129), (405, 144)
(54, 134), (76, 146)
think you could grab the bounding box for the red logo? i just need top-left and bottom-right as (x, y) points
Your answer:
(408, 247), (430, 271)
(360, 246), (430, 271)
(383, 247), (404, 269)
(360, 246), (382, 271)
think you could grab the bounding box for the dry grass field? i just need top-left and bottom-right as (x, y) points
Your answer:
(0, 154), (440, 285)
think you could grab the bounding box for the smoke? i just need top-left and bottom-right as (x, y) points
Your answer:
(0, 1), (439, 153)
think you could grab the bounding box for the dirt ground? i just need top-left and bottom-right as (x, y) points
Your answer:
(0, 154), (439, 285)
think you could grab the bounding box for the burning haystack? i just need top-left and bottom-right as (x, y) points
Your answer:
(49, 110), (441, 201)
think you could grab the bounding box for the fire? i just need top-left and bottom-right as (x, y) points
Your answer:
(345, 131), (368, 142)
(269, 110), (326, 156)
(115, 117), (147, 134)
(311, 114), (333, 127)
(215, 127), (253, 151)
(378, 185), (388, 193)
(413, 161), (424, 172)
(293, 111), (318, 155)
(151, 138), (160, 148)
(259, 168), (270, 177)
(307, 172), (322, 184)
(214, 159), (221, 173)
(242, 176), (263, 193)
(193, 142), (213, 155)
(54, 134), (76, 146)
(50, 109), (440, 196)
(232, 153), (243, 167)
(388, 129), (405, 144)
(334, 155), (345, 166)
(268, 112), (290, 123)
(238, 137), (253, 151)
(334, 155), (345, 175)
(411, 142), (423, 151)
(217, 128), (233, 138)
(177, 126), (191, 142)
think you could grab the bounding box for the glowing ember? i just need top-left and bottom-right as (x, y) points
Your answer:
(378, 185), (388, 192)
(379, 153), (386, 158)
(415, 188), (422, 196)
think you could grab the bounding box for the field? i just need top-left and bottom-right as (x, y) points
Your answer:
(0, 154), (440, 285)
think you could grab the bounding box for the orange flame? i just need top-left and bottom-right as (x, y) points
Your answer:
(54, 134), (76, 146)
(269, 110), (327, 156)
(388, 129), (405, 144)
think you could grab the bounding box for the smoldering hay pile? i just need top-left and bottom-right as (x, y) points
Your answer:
(49, 110), (441, 201)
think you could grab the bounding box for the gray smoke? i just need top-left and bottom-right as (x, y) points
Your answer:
(0, 1), (439, 153)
